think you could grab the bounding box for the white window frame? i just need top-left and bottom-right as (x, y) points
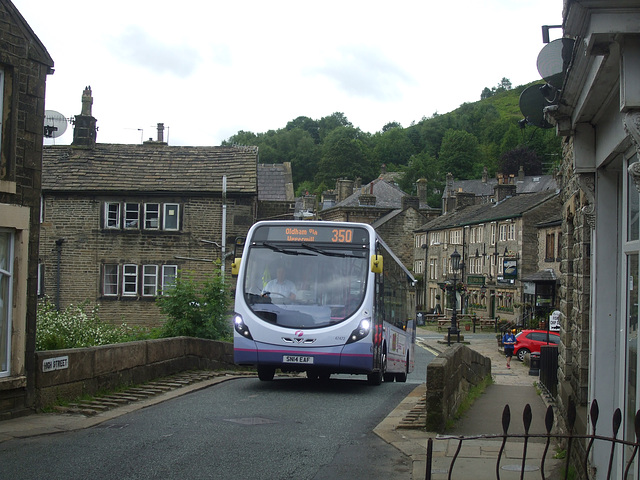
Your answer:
(499, 224), (508, 242)
(508, 223), (516, 241)
(103, 264), (119, 296)
(162, 265), (178, 293)
(122, 264), (138, 296)
(490, 223), (496, 245)
(0, 230), (14, 378)
(124, 203), (140, 229)
(105, 202), (121, 229)
(163, 203), (180, 231)
(144, 203), (160, 230)
(142, 265), (158, 296)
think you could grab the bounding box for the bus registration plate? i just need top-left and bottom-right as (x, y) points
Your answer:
(283, 355), (313, 364)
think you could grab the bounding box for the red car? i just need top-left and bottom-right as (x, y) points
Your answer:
(514, 329), (560, 361)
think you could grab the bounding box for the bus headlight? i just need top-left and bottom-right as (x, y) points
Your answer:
(233, 314), (253, 339)
(346, 318), (371, 344)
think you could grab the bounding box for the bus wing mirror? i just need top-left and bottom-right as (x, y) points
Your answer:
(371, 255), (383, 274)
(231, 258), (241, 276)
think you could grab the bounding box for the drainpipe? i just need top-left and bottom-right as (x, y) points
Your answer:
(221, 176), (227, 281)
(55, 238), (64, 311)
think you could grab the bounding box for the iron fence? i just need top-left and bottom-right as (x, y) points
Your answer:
(425, 398), (640, 479)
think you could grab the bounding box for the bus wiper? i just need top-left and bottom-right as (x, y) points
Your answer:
(301, 243), (360, 258)
(262, 242), (314, 256)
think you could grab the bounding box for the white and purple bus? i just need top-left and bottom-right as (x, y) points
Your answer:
(232, 221), (416, 385)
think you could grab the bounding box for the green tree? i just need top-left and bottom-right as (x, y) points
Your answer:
(438, 129), (482, 180)
(373, 126), (415, 168)
(316, 127), (375, 184)
(156, 268), (231, 340)
(499, 146), (543, 175)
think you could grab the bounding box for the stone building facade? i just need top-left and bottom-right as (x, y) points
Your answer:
(40, 91), (259, 327)
(0, 0), (53, 418)
(414, 189), (561, 323)
(539, 1), (640, 476)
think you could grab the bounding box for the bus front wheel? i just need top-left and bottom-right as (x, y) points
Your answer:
(257, 366), (275, 381)
(367, 351), (386, 386)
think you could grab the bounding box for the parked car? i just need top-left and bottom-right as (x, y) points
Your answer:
(514, 329), (560, 362)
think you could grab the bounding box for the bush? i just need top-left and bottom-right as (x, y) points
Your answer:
(36, 299), (141, 350)
(155, 268), (232, 340)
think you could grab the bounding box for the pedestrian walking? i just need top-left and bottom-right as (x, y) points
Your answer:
(502, 328), (517, 368)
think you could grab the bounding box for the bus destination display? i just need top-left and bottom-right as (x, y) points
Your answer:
(257, 225), (367, 244)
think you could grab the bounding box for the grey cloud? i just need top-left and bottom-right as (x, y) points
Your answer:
(109, 26), (201, 77)
(311, 46), (414, 101)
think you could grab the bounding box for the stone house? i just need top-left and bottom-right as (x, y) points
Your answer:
(414, 187), (561, 323)
(519, 215), (562, 323)
(0, 0), (53, 418)
(540, 1), (640, 476)
(40, 89), (258, 327)
(256, 162), (295, 221)
(441, 167), (558, 214)
(319, 176), (439, 270)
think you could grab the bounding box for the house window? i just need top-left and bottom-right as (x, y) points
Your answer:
(124, 203), (140, 229)
(545, 233), (555, 260)
(490, 223), (496, 244)
(103, 264), (119, 296)
(442, 258), (447, 277)
(162, 265), (178, 293)
(105, 202), (121, 229)
(414, 260), (424, 275)
(429, 258), (437, 280)
(144, 203), (160, 229)
(0, 230), (14, 377)
(143, 265), (158, 296)
(123, 264), (138, 296)
(508, 223), (516, 241)
(450, 229), (462, 245)
(499, 224), (507, 242)
(431, 232), (440, 245)
(163, 204), (180, 230)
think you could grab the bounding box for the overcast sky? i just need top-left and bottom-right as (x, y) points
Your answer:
(14, 0), (562, 147)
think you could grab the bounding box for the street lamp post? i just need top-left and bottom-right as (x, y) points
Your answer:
(449, 249), (461, 346)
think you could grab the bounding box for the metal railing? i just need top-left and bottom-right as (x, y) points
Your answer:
(425, 398), (640, 479)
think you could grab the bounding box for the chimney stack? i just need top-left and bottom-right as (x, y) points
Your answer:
(72, 86), (97, 148)
(157, 123), (164, 142)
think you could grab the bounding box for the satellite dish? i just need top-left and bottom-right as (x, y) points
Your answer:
(537, 38), (575, 90)
(519, 85), (553, 129)
(44, 110), (68, 138)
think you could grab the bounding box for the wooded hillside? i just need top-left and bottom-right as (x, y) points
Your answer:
(222, 80), (561, 207)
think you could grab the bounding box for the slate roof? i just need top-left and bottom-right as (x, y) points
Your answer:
(443, 175), (557, 198)
(257, 163), (294, 201)
(42, 144), (258, 195)
(416, 190), (560, 232)
(331, 179), (405, 209)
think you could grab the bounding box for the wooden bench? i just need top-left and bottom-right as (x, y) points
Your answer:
(437, 318), (459, 331)
(477, 318), (496, 330)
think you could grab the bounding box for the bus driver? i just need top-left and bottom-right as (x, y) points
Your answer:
(263, 267), (297, 300)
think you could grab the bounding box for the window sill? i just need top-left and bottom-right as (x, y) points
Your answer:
(0, 180), (17, 194)
(0, 375), (27, 390)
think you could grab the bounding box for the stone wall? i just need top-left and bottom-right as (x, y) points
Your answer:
(34, 337), (235, 409)
(425, 344), (491, 433)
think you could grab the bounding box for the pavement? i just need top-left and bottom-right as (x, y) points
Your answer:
(0, 332), (562, 479)
(374, 331), (563, 479)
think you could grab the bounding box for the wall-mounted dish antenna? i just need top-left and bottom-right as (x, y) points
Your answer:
(537, 38), (574, 90)
(44, 110), (68, 138)
(519, 85), (553, 129)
